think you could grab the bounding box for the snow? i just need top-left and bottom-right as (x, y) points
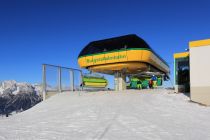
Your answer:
(0, 89), (210, 140)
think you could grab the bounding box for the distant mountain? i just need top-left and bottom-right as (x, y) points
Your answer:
(0, 80), (42, 117)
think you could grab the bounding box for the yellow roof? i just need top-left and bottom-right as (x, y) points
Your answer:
(174, 52), (189, 59)
(189, 39), (210, 48)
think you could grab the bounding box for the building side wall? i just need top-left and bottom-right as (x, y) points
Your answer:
(190, 45), (210, 105)
(191, 87), (210, 105)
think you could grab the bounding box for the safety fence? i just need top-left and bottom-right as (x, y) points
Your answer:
(42, 64), (83, 100)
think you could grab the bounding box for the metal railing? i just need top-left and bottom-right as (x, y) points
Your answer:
(42, 64), (83, 100)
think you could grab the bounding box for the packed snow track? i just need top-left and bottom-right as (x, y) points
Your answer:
(0, 89), (210, 140)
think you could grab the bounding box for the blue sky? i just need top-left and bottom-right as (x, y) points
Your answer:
(0, 0), (210, 87)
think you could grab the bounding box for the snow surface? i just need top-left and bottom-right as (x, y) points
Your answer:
(0, 89), (210, 140)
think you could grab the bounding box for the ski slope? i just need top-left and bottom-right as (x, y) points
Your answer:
(0, 89), (210, 140)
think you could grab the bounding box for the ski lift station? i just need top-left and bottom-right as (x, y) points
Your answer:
(78, 34), (170, 91)
(42, 35), (210, 106)
(174, 38), (210, 106)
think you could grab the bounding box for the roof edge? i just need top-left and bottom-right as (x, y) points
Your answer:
(189, 39), (210, 48)
(174, 52), (189, 59)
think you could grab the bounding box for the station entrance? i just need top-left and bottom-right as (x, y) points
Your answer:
(174, 52), (190, 93)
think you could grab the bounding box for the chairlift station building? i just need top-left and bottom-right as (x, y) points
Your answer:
(78, 35), (210, 106)
(78, 34), (169, 91)
(174, 39), (210, 105)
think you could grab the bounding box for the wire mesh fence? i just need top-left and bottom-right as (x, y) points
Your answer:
(42, 64), (83, 100)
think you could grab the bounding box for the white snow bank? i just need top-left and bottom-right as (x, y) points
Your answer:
(0, 89), (210, 140)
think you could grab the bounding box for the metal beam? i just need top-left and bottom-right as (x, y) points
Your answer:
(58, 67), (62, 93)
(42, 64), (46, 100)
(70, 70), (74, 91)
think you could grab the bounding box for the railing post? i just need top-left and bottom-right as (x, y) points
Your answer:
(80, 71), (83, 91)
(58, 67), (62, 93)
(42, 64), (46, 100)
(70, 70), (74, 91)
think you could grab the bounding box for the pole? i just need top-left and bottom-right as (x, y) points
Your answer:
(70, 70), (74, 91)
(42, 64), (46, 100)
(58, 67), (62, 93)
(80, 71), (83, 91)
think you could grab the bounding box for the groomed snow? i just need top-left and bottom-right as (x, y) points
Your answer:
(0, 89), (210, 140)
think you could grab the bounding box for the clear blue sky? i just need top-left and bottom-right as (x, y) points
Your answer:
(0, 0), (210, 87)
